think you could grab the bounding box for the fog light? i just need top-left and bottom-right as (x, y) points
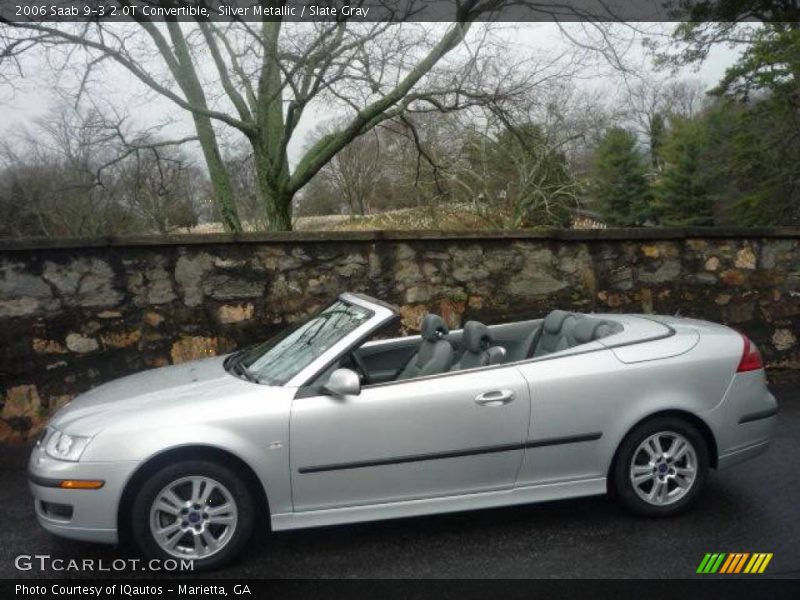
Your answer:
(40, 501), (73, 520)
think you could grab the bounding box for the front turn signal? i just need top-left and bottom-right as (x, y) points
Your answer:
(59, 480), (105, 490)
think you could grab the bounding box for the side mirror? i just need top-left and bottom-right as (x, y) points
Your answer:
(324, 368), (361, 397)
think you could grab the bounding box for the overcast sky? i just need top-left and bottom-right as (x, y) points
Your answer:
(0, 22), (741, 165)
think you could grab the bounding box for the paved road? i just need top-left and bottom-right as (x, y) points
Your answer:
(2, 376), (798, 579)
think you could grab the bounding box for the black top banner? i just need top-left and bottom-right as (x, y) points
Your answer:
(0, 0), (794, 23)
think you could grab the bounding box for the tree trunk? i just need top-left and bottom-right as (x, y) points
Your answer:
(153, 20), (243, 233)
(262, 190), (293, 231)
(356, 193), (367, 216)
(253, 145), (293, 231)
(191, 114), (242, 233)
(250, 20), (296, 231)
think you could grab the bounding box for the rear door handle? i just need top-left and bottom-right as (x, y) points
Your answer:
(475, 389), (515, 406)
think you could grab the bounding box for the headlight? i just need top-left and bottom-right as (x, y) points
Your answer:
(44, 429), (92, 462)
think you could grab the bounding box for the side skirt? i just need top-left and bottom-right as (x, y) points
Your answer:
(270, 477), (607, 531)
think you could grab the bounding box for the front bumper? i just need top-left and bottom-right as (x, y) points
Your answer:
(28, 444), (139, 545)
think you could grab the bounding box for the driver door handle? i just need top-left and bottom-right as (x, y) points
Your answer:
(475, 389), (515, 406)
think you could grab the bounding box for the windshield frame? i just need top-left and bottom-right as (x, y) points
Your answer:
(227, 293), (395, 388)
(285, 293), (396, 387)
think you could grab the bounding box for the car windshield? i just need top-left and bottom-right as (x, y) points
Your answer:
(228, 299), (373, 386)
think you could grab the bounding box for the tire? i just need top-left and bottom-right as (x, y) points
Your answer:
(612, 416), (709, 517)
(131, 459), (255, 571)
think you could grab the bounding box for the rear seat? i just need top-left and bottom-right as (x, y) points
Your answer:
(527, 309), (619, 358)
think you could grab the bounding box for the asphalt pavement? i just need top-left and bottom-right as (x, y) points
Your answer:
(1, 375), (798, 579)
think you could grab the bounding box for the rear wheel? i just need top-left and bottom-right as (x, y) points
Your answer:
(131, 460), (255, 570)
(612, 417), (709, 516)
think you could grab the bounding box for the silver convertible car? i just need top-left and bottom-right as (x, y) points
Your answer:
(29, 292), (777, 569)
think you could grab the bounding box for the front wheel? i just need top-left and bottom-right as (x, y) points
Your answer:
(131, 460), (255, 570)
(612, 417), (709, 517)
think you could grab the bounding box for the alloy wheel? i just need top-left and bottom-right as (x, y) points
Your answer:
(629, 431), (698, 506)
(149, 475), (238, 560)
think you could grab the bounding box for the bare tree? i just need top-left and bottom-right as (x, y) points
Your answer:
(112, 142), (208, 233)
(623, 76), (707, 169)
(1, 3), (529, 231)
(446, 115), (581, 229)
(293, 112), (455, 221)
(0, 105), (204, 237)
(307, 119), (382, 216)
(0, 107), (121, 237)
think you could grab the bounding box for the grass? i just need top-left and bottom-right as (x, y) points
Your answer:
(293, 203), (498, 231)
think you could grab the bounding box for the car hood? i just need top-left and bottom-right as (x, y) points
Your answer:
(49, 355), (248, 436)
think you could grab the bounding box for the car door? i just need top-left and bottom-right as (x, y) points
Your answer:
(289, 366), (531, 511)
(512, 346), (622, 486)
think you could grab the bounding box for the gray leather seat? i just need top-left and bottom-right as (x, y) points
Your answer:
(507, 310), (625, 361)
(397, 314), (454, 380)
(486, 346), (507, 365)
(518, 310), (621, 359)
(533, 310), (580, 357)
(450, 321), (504, 371)
(572, 317), (605, 346)
(513, 323), (542, 361)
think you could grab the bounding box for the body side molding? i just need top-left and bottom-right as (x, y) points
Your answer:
(738, 407), (779, 424)
(297, 432), (603, 474)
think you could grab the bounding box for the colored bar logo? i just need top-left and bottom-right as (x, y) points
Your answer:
(697, 553), (773, 574)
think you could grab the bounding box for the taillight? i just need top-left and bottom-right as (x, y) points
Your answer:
(737, 334), (763, 372)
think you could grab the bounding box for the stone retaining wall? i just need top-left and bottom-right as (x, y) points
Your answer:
(1, 228), (798, 443)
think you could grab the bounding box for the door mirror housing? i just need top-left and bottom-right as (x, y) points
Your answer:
(324, 368), (361, 397)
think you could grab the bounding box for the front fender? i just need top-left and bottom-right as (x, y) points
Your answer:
(81, 389), (294, 515)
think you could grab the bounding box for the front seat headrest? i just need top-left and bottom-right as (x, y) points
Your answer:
(420, 314), (449, 341)
(461, 320), (492, 353)
(543, 309), (571, 334)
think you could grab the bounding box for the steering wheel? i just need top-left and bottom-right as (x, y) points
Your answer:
(349, 351), (371, 385)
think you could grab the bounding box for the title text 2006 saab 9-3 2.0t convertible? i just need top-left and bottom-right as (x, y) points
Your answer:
(29, 293), (777, 569)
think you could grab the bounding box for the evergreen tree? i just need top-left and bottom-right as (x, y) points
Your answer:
(590, 127), (651, 226)
(652, 118), (714, 226)
(649, 112), (666, 172)
(652, 12), (800, 225)
(709, 98), (800, 226)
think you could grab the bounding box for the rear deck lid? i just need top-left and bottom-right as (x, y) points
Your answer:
(594, 314), (700, 364)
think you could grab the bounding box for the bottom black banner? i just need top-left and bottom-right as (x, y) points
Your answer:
(3, 579), (800, 600)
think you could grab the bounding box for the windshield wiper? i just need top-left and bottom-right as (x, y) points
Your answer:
(230, 355), (258, 383)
